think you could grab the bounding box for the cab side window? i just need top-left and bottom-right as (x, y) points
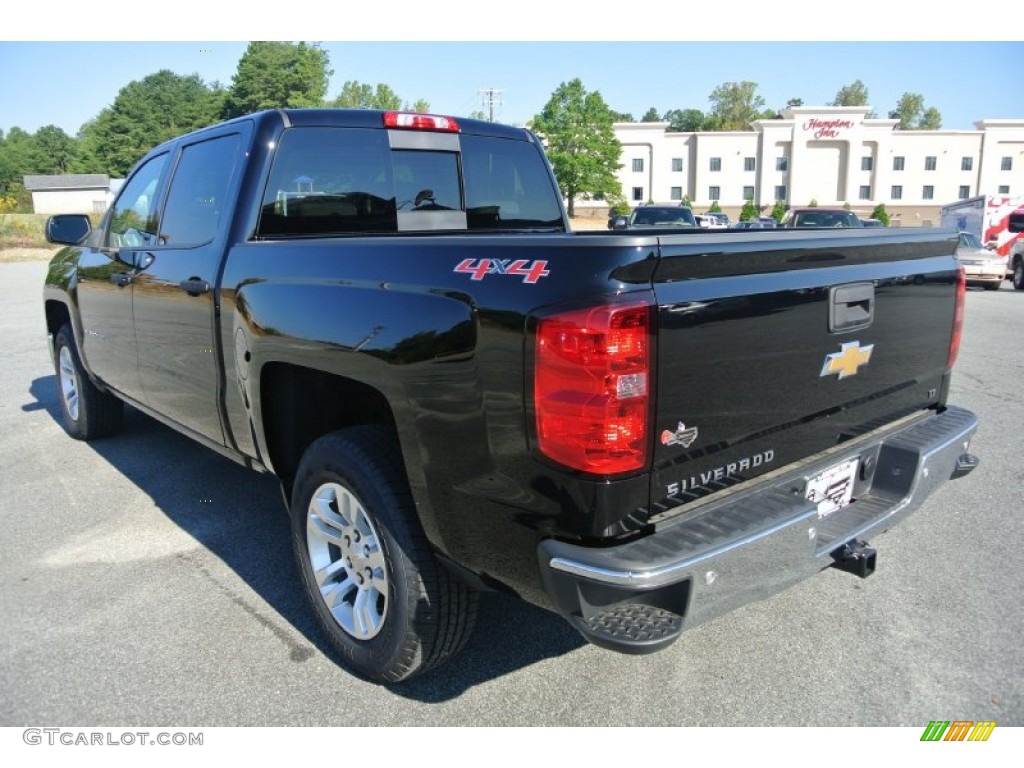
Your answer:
(160, 134), (242, 246)
(107, 153), (168, 248)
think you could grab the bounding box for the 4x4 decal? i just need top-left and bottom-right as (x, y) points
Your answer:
(454, 258), (550, 284)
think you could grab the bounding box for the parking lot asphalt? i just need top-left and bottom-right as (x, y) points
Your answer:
(1, 259), (1021, 726)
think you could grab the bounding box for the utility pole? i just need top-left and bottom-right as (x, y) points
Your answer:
(478, 87), (504, 122)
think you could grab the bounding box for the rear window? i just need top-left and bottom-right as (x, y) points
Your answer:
(257, 127), (563, 238)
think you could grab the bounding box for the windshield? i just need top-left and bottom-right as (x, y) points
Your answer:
(792, 211), (862, 228)
(630, 207), (696, 227)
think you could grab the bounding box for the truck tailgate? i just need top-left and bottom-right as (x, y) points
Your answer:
(649, 228), (960, 513)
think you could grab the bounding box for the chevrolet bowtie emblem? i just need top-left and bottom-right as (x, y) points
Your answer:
(661, 422), (699, 448)
(820, 341), (874, 379)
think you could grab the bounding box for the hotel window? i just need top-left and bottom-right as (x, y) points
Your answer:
(861, 157), (873, 171)
(959, 186), (970, 199)
(924, 156), (937, 171)
(893, 156), (905, 171)
(774, 185), (787, 201)
(961, 157), (973, 171)
(744, 157), (756, 172)
(671, 157), (683, 172)
(1002, 157), (1013, 171)
(708, 186), (721, 201)
(632, 158), (644, 173)
(891, 185), (903, 200)
(710, 157), (722, 172)
(670, 186), (682, 201)
(859, 186), (871, 200)
(999, 185), (1010, 194)
(743, 186), (754, 200)
(776, 157), (788, 172)
(922, 185), (934, 200)
(632, 186), (644, 202)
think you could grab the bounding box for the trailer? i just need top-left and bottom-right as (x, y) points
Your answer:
(940, 194), (1024, 259)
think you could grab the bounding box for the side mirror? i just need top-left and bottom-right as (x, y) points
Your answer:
(1008, 212), (1024, 233)
(46, 214), (92, 246)
(612, 216), (629, 230)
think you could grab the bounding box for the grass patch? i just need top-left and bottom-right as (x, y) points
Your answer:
(0, 213), (50, 249)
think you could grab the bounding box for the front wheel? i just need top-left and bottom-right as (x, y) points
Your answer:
(1014, 259), (1024, 290)
(290, 427), (478, 682)
(53, 323), (123, 440)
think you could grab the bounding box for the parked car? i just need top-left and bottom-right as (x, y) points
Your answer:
(733, 218), (777, 229)
(612, 204), (696, 229)
(780, 208), (865, 228)
(860, 218), (885, 228)
(705, 211), (730, 228)
(956, 230), (1006, 290)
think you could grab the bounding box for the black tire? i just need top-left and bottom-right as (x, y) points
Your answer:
(290, 426), (478, 682)
(53, 323), (124, 440)
(1014, 259), (1024, 291)
(984, 281), (1000, 291)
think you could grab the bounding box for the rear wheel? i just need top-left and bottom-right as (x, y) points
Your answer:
(53, 323), (123, 440)
(1014, 258), (1024, 290)
(290, 426), (478, 682)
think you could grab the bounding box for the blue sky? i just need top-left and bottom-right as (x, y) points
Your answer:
(2, 8), (1022, 137)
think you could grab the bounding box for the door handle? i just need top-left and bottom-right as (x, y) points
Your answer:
(109, 272), (133, 287)
(179, 277), (211, 297)
(829, 282), (874, 332)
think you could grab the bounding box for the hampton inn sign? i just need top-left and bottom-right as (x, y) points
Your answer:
(802, 117), (858, 140)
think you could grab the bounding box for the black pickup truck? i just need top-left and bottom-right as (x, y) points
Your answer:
(43, 109), (979, 682)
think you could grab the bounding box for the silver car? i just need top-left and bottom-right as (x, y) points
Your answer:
(956, 231), (1006, 290)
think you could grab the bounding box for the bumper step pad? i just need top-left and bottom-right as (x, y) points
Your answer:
(577, 604), (683, 654)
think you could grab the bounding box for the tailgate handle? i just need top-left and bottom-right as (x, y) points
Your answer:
(830, 282), (874, 332)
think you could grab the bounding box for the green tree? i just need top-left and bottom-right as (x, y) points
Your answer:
(707, 81), (765, 131)
(0, 127), (34, 194)
(681, 193), (693, 209)
(331, 80), (375, 108)
(809, 198), (819, 207)
(770, 199), (788, 222)
(641, 107), (660, 122)
(370, 84), (402, 110)
(889, 92), (925, 129)
(786, 97), (804, 108)
(739, 198), (758, 221)
(330, 80), (427, 112)
(30, 125), (77, 174)
(708, 200), (722, 213)
(606, 191), (631, 215)
(530, 79), (622, 217)
(664, 108), (705, 132)
(919, 106), (942, 130)
(74, 70), (225, 176)
(870, 203), (890, 226)
(468, 110), (487, 121)
(224, 42), (331, 117)
(610, 111), (634, 122)
(831, 80), (869, 107)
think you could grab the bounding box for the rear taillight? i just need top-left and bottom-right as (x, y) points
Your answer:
(535, 299), (652, 475)
(947, 265), (966, 369)
(382, 111), (460, 132)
